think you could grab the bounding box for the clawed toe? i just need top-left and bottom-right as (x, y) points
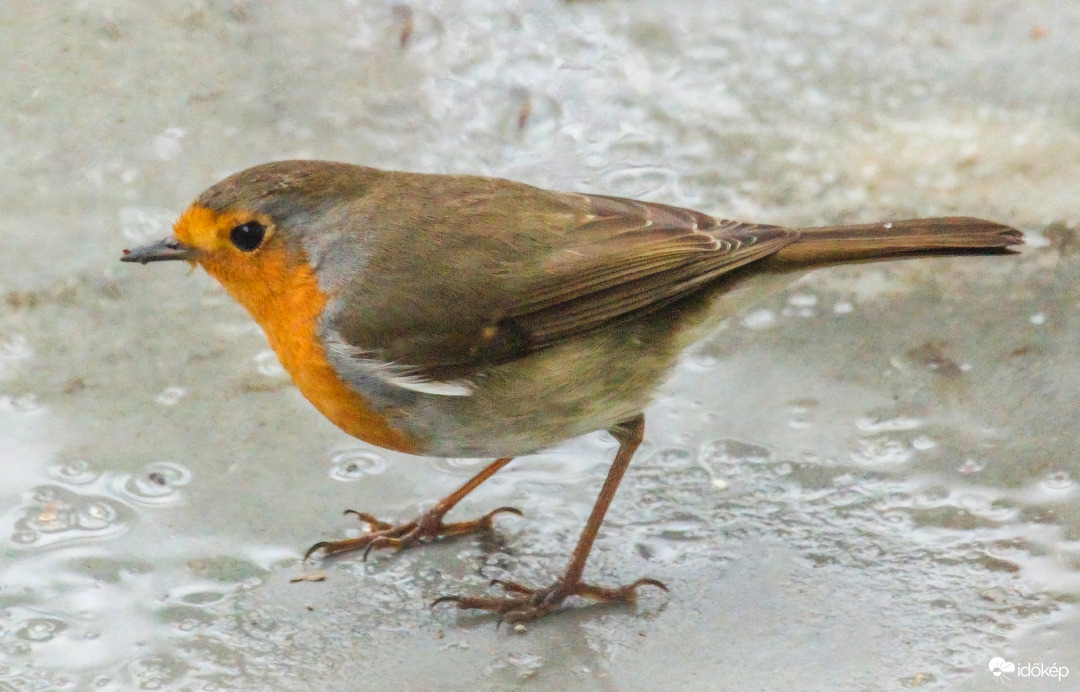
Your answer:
(576, 577), (669, 602)
(432, 575), (668, 622)
(303, 540), (334, 561)
(342, 510), (394, 532)
(301, 504), (523, 564)
(482, 506), (524, 523)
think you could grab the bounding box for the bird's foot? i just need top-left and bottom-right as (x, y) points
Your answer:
(433, 576), (667, 623)
(304, 505), (522, 561)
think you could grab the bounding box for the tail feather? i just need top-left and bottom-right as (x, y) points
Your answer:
(773, 217), (1023, 266)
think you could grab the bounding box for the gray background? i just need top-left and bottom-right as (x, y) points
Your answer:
(2, 1), (1078, 690)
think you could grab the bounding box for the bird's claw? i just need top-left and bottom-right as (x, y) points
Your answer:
(432, 576), (668, 623)
(302, 504), (523, 563)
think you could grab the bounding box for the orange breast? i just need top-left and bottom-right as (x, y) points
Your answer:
(204, 243), (419, 454)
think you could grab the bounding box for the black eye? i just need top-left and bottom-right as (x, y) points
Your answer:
(230, 221), (266, 252)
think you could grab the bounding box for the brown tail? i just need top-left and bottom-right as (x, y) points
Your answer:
(773, 217), (1023, 266)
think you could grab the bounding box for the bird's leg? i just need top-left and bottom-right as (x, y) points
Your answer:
(434, 414), (667, 623)
(304, 456), (520, 561)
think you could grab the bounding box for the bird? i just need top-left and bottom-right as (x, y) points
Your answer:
(121, 159), (1022, 622)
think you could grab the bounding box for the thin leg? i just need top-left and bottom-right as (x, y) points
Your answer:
(305, 456), (520, 561)
(434, 414), (667, 622)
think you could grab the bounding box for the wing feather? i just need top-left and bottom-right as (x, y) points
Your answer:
(321, 182), (797, 390)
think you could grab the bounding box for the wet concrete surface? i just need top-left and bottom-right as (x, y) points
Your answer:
(2, 1), (1078, 690)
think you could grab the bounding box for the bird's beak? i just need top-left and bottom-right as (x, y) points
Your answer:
(120, 237), (196, 264)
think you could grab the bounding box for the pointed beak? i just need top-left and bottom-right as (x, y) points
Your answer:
(121, 237), (196, 264)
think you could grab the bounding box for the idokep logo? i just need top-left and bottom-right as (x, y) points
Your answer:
(989, 656), (1069, 682)
(989, 657), (1015, 678)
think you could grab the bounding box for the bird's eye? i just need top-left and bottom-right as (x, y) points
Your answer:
(230, 222), (266, 252)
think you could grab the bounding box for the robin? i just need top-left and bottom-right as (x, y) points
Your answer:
(122, 160), (1022, 622)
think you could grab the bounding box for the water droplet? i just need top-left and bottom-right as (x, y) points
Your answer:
(22, 487), (75, 532)
(849, 437), (913, 465)
(119, 462), (192, 505)
(1030, 312), (1046, 325)
(329, 449), (387, 481)
(833, 301), (854, 315)
(178, 591), (227, 606)
(645, 447), (694, 469)
(786, 399), (817, 430)
(48, 458), (100, 485)
(152, 127), (185, 161)
(84, 500), (117, 526)
(686, 350), (720, 369)
(700, 439), (771, 466)
(127, 653), (186, 690)
(912, 436), (938, 451)
(506, 651), (543, 679)
(429, 457), (488, 476)
(155, 386), (188, 406)
(16, 617), (67, 643)
(789, 292), (818, 307)
(0, 394), (41, 413)
(254, 349), (285, 376)
(176, 617), (202, 632)
(11, 529), (38, 545)
(957, 458), (984, 474)
(15, 486), (132, 548)
(1043, 470), (1073, 490)
(855, 416), (923, 432)
(37, 501), (62, 525)
(741, 308), (777, 330)
(0, 333), (32, 360)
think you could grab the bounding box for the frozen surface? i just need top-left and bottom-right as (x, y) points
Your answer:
(2, 1), (1078, 690)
